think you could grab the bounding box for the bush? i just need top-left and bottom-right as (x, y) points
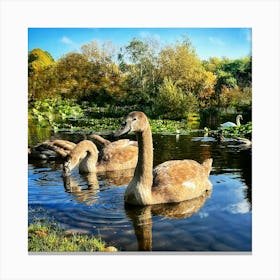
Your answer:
(153, 78), (198, 120)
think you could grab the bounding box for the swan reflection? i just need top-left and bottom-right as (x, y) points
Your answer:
(125, 190), (212, 251)
(63, 173), (100, 205)
(98, 168), (135, 186)
(62, 168), (135, 205)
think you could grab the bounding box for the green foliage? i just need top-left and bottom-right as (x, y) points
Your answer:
(221, 122), (252, 138)
(158, 41), (216, 107)
(154, 78), (198, 120)
(29, 99), (192, 133)
(29, 98), (84, 128)
(219, 86), (252, 109)
(149, 119), (190, 133)
(28, 221), (109, 252)
(203, 56), (252, 108)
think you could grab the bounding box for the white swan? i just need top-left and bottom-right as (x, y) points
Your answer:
(220, 114), (243, 128)
(114, 111), (213, 205)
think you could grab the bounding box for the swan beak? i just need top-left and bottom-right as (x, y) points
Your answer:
(114, 122), (131, 137)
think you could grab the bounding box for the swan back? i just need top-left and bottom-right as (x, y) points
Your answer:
(220, 121), (236, 128)
(29, 139), (76, 159)
(220, 114), (243, 128)
(151, 159), (212, 204)
(96, 139), (138, 172)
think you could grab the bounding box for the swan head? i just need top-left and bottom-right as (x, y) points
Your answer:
(237, 114), (243, 120)
(62, 152), (86, 177)
(62, 140), (98, 177)
(114, 111), (149, 137)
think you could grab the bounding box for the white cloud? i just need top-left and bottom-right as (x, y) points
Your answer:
(199, 212), (209, 219)
(209, 36), (225, 47)
(227, 200), (251, 214)
(60, 36), (75, 45)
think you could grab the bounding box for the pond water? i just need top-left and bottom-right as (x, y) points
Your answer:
(28, 131), (252, 252)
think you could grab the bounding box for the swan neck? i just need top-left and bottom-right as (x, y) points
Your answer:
(71, 141), (98, 173)
(236, 116), (241, 126)
(135, 125), (153, 187)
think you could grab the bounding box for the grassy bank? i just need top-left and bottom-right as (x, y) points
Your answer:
(28, 220), (117, 252)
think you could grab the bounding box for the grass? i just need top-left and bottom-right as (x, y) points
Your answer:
(28, 220), (117, 252)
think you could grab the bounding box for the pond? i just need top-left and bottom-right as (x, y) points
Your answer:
(28, 130), (252, 252)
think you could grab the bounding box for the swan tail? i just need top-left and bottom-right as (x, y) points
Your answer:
(90, 134), (111, 147)
(202, 158), (213, 175)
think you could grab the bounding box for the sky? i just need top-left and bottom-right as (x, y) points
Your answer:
(28, 28), (251, 61)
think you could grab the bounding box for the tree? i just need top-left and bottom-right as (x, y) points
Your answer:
(80, 41), (127, 104)
(154, 77), (198, 119)
(203, 56), (252, 108)
(28, 48), (55, 75)
(55, 53), (92, 99)
(118, 38), (159, 105)
(158, 40), (216, 107)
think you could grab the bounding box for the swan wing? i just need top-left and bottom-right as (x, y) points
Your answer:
(90, 134), (111, 147)
(97, 140), (138, 170)
(220, 121), (236, 127)
(152, 160), (212, 203)
(30, 140), (76, 159)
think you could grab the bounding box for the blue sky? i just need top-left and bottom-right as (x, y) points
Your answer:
(28, 28), (251, 61)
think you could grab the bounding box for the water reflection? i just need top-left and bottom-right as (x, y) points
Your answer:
(98, 168), (135, 187)
(125, 191), (211, 251)
(63, 174), (100, 205)
(62, 168), (135, 206)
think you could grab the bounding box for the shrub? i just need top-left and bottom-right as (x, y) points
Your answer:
(154, 78), (198, 120)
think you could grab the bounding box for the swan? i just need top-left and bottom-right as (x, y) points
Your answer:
(63, 139), (138, 176)
(29, 134), (138, 167)
(220, 114), (243, 128)
(114, 111), (213, 205)
(28, 139), (76, 160)
(28, 134), (109, 160)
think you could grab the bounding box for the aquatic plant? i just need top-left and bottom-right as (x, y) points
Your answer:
(29, 98), (84, 128)
(221, 122), (252, 138)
